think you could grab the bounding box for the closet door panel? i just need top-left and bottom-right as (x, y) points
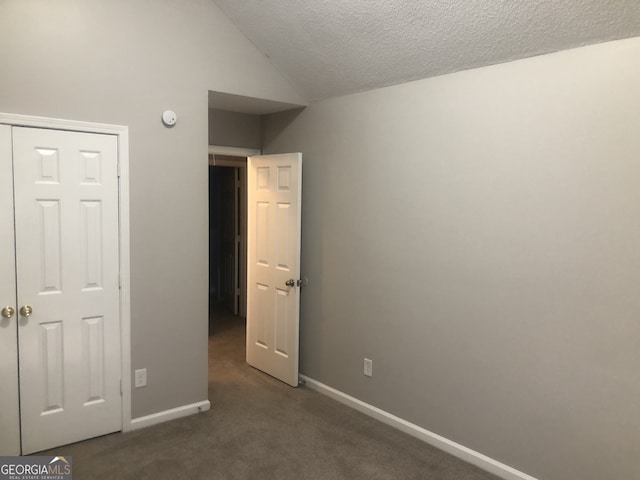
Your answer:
(13, 127), (122, 454)
(0, 124), (20, 455)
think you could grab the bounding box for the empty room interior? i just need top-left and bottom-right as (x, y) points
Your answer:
(1, 1), (639, 479)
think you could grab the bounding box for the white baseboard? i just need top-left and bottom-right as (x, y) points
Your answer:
(300, 375), (537, 480)
(128, 400), (211, 431)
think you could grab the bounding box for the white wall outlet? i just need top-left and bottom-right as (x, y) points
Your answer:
(364, 358), (373, 377)
(134, 368), (147, 388)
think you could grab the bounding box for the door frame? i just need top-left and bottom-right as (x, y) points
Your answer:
(0, 112), (133, 432)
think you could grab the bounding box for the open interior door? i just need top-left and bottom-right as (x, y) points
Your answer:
(246, 153), (302, 387)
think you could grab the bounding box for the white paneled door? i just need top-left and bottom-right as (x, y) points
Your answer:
(0, 125), (20, 455)
(0, 126), (122, 454)
(246, 153), (302, 387)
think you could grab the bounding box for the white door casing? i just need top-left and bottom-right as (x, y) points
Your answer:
(0, 125), (20, 455)
(246, 153), (302, 387)
(13, 127), (122, 454)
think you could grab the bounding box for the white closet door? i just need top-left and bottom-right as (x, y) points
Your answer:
(13, 127), (122, 454)
(0, 124), (20, 455)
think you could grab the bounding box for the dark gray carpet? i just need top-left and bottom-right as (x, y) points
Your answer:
(39, 306), (500, 480)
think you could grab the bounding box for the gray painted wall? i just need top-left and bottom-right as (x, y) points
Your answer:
(0, 0), (303, 418)
(263, 38), (640, 480)
(208, 109), (261, 149)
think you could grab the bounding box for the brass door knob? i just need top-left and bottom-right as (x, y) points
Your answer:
(20, 305), (33, 317)
(1, 306), (15, 318)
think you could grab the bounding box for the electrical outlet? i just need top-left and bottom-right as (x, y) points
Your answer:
(134, 368), (147, 388)
(364, 358), (373, 377)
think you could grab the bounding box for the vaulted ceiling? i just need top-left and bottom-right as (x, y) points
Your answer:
(213, 0), (640, 102)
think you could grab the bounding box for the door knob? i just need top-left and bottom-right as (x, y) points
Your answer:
(20, 305), (33, 317)
(285, 279), (295, 287)
(1, 306), (15, 318)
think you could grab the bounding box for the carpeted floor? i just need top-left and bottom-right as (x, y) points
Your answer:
(39, 305), (500, 480)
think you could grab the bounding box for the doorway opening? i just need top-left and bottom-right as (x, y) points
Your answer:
(207, 146), (304, 386)
(208, 151), (250, 334)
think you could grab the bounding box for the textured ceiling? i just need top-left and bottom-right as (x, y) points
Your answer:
(212, 0), (640, 102)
